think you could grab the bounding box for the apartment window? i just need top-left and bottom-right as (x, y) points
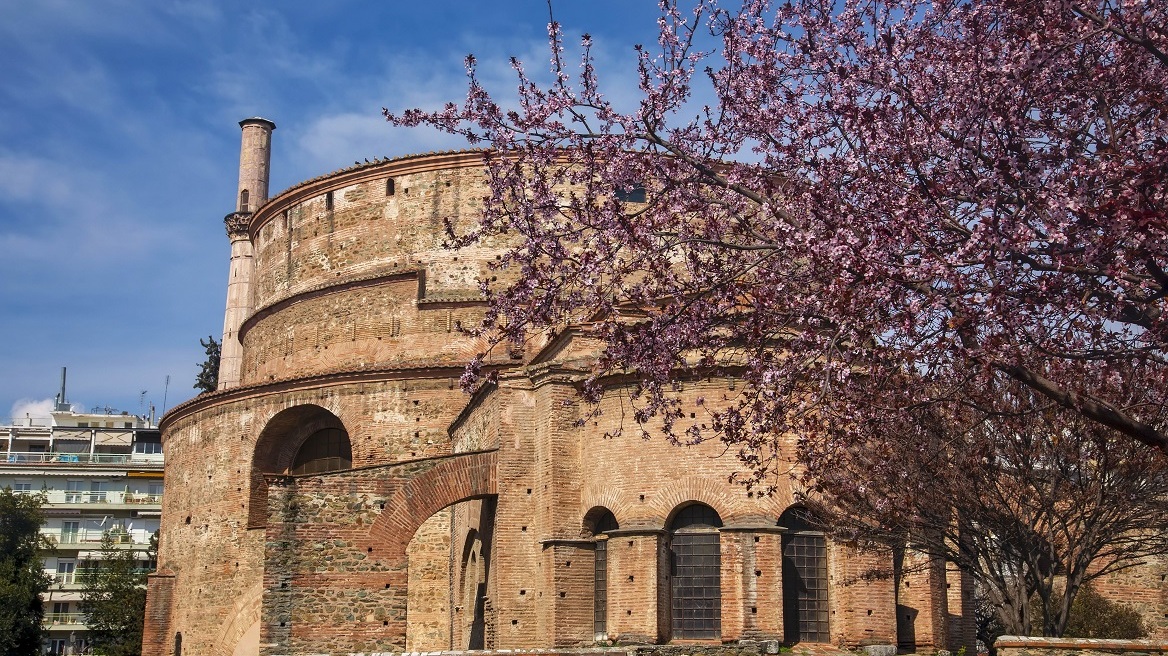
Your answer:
(124, 422), (133, 428)
(65, 480), (84, 503)
(12, 481), (32, 494)
(149, 482), (164, 497)
(61, 521), (80, 544)
(134, 440), (162, 454)
(89, 480), (108, 503)
(615, 184), (647, 203)
(669, 503), (722, 640)
(56, 560), (76, 585)
(48, 638), (67, 654)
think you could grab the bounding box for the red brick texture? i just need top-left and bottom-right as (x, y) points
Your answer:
(146, 152), (1041, 656)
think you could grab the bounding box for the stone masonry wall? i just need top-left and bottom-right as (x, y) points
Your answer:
(151, 376), (482, 656)
(448, 367), (917, 649)
(239, 278), (488, 385)
(1093, 554), (1168, 639)
(249, 161), (503, 312)
(406, 508), (453, 651)
(260, 451), (496, 655)
(996, 636), (1168, 656)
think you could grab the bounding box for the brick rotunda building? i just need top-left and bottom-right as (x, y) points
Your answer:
(141, 119), (977, 656)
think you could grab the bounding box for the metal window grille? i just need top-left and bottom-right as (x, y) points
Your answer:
(594, 539), (608, 636)
(593, 510), (618, 638)
(290, 427), (352, 475)
(782, 533), (830, 642)
(670, 504), (722, 639)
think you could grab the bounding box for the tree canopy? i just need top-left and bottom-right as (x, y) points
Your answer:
(0, 488), (49, 655)
(194, 335), (220, 393)
(388, 0), (1168, 490)
(807, 381), (1168, 636)
(80, 531), (152, 656)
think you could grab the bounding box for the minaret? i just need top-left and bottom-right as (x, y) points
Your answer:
(217, 117), (275, 390)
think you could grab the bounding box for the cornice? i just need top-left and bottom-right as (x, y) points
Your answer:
(159, 361), (517, 434)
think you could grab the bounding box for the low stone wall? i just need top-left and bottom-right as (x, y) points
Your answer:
(268, 642), (855, 656)
(997, 636), (1168, 656)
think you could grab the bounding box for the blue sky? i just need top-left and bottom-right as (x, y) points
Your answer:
(0, 1), (664, 423)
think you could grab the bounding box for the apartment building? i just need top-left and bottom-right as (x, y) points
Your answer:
(2, 392), (163, 655)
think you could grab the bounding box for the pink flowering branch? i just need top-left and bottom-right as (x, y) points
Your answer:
(386, 0), (1168, 493)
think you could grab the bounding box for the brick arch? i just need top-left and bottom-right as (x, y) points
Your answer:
(247, 404), (348, 528)
(579, 486), (632, 531)
(365, 449), (497, 564)
(649, 476), (745, 529)
(212, 582), (263, 656)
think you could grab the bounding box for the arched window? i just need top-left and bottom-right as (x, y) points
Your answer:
(290, 427), (352, 475)
(174, 632), (182, 656)
(239, 189), (250, 213)
(386, 178), (395, 196)
(669, 503), (722, 639)
(779, 506), (829, 643)
(590, 509), (618, 639)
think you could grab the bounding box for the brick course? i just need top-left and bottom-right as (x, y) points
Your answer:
(145, 146), (1055, 656)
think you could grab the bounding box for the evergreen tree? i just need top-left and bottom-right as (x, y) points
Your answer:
(80, 532), (149, 656)
(0, 488), (49, 655)
(194, 335), (220, 393)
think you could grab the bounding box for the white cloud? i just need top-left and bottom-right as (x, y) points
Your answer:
(9, 398), (57, 425)
(0, 152), (163, 260)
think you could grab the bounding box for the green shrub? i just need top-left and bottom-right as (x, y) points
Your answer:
(1063, 584), (1146, 639)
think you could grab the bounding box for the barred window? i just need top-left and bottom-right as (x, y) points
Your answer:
(669, 504), (722, 639)
(290, 427), (352, 475)
(780, 506), (830, 642)
(593, 509), (618, 638)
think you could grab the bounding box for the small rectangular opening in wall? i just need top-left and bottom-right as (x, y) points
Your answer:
(615, 184), (647, 203)
(386, 178), (395, 196)
(325, 191), (334, 210)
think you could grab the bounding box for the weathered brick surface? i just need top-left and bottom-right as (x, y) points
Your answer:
(159, 147), (1168, 656)
(1093, 554), (1168, 638)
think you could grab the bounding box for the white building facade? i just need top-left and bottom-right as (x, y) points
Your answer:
(1, 403), (163, 655)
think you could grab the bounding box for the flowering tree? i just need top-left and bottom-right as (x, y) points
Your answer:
(805, 380), (1168, 637)
(387, 0), (1168, 490)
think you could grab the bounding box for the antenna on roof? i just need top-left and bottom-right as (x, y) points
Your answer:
(161, 375), (170, 416)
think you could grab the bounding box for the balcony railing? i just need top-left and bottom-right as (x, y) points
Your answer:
(40, 490), (162, 507)
(2, 452), (163, 467)
(52, 571), (76, 585)
(48, 528), (156, 547)
(44, 612), (85, 625)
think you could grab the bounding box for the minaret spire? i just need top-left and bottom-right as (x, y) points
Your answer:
(217, 117), (275, 391)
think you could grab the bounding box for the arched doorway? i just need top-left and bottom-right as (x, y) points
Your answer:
(459, 529), (488, 649)
(248, 405), (351, 528)
(668, 503), (722, 640)
(779, 506), (830, 643)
